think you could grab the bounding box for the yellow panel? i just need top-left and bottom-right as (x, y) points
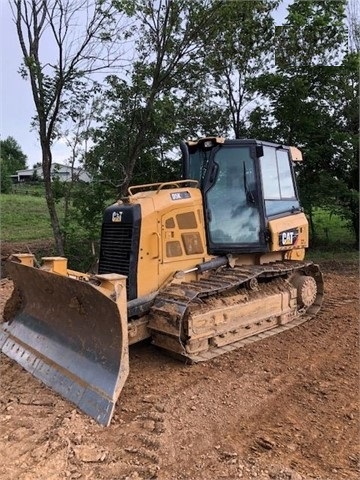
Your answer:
(268, 213), (308, 253)
(129, 186), (212, 297)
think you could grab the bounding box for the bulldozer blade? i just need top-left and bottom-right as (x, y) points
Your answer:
(0, 260), (129, 426)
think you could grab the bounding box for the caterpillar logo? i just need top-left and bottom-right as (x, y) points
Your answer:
(279, 228), (299, 246)
(112, 211), (123, 222)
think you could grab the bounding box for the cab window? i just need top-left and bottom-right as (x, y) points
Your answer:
(260, 146), (300, 217)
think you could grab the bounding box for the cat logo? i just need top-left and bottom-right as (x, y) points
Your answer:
(112, 211), (123, 222)
(279, 228), (299, 246)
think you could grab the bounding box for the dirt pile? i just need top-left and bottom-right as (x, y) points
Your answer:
(1, 240), (55, 278)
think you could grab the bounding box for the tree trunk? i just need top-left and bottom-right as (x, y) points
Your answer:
(308, 207), (317, 245)
(119, 94), (157, 196)
(41, 140), (65, 256)
(350, 202), (359, 249)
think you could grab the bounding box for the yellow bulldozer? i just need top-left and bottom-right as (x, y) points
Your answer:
(1, 137), (323, 425)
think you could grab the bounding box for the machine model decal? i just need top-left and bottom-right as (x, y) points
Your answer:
(279, 228), (299, 246)
(171, 191), (191, 200)
(112, 211), (123, 222)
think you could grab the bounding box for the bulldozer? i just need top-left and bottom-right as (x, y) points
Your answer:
(0, 137), (323, 426)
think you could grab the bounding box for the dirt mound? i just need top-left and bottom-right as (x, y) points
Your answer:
(1, 240), (55, 259)
(1, 240), (55, 278)
(0, 261), (359, 480)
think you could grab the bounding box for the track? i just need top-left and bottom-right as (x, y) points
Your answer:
(149, 261), (323, 361)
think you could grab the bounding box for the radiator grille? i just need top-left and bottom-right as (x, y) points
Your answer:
(98, 219), (140, 301)
(99, 224), (133, 274)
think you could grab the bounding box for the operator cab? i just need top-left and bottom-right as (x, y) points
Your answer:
(181, 137), (302, 255)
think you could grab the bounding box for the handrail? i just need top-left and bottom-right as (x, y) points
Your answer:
(128, 179), (199, 196)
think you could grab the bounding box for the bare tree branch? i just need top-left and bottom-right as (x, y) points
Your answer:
(10, 0), (129, 254)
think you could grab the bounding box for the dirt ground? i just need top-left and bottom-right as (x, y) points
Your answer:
(0, 254), (359, 480)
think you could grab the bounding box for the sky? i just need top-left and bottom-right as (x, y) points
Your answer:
(0, 0), (291, 169)
(0, 0), (72, 167)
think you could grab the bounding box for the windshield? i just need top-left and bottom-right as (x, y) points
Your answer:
(206, 146), (261, 245)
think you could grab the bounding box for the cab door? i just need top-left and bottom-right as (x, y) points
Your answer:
(202, 144), (265, 253)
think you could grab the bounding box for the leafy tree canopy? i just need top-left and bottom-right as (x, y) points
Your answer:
(0, 136), (27, 175)
(249, 0), (359, 244)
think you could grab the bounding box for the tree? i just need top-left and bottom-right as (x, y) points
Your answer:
(335, 0), (360, 244)
(86, 0), (230, 197)
(0, 136), (27, 193)
(250, 0), (359, 244)
(12, 0), (127, 254)
(89, 1), (287, 197)
(85, 82), (182, 197)
(0, 136), (27, 174)
(202, 0), (280, 139)
(0, 158), (13, 193)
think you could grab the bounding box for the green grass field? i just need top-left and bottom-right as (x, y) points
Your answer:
(307, 208), (358, 263)
(311, 208), (354, 245)
(0, 194), (61, 242)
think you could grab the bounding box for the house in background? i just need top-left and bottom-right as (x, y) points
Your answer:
(11, 163), (91, 183)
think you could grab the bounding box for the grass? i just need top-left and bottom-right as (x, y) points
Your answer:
(306, 208), (358, 263)
(0, 194), (62, 242)
(11, 182), (46, 197)
(310, 208), (355, 247)
(307, 248), (358, 264)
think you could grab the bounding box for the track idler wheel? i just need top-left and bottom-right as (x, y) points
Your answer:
(291, 274), (317, 308)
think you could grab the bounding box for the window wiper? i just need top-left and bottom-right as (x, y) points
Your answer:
(243, 162), (255, 204)
(200, 151), (210, 184)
